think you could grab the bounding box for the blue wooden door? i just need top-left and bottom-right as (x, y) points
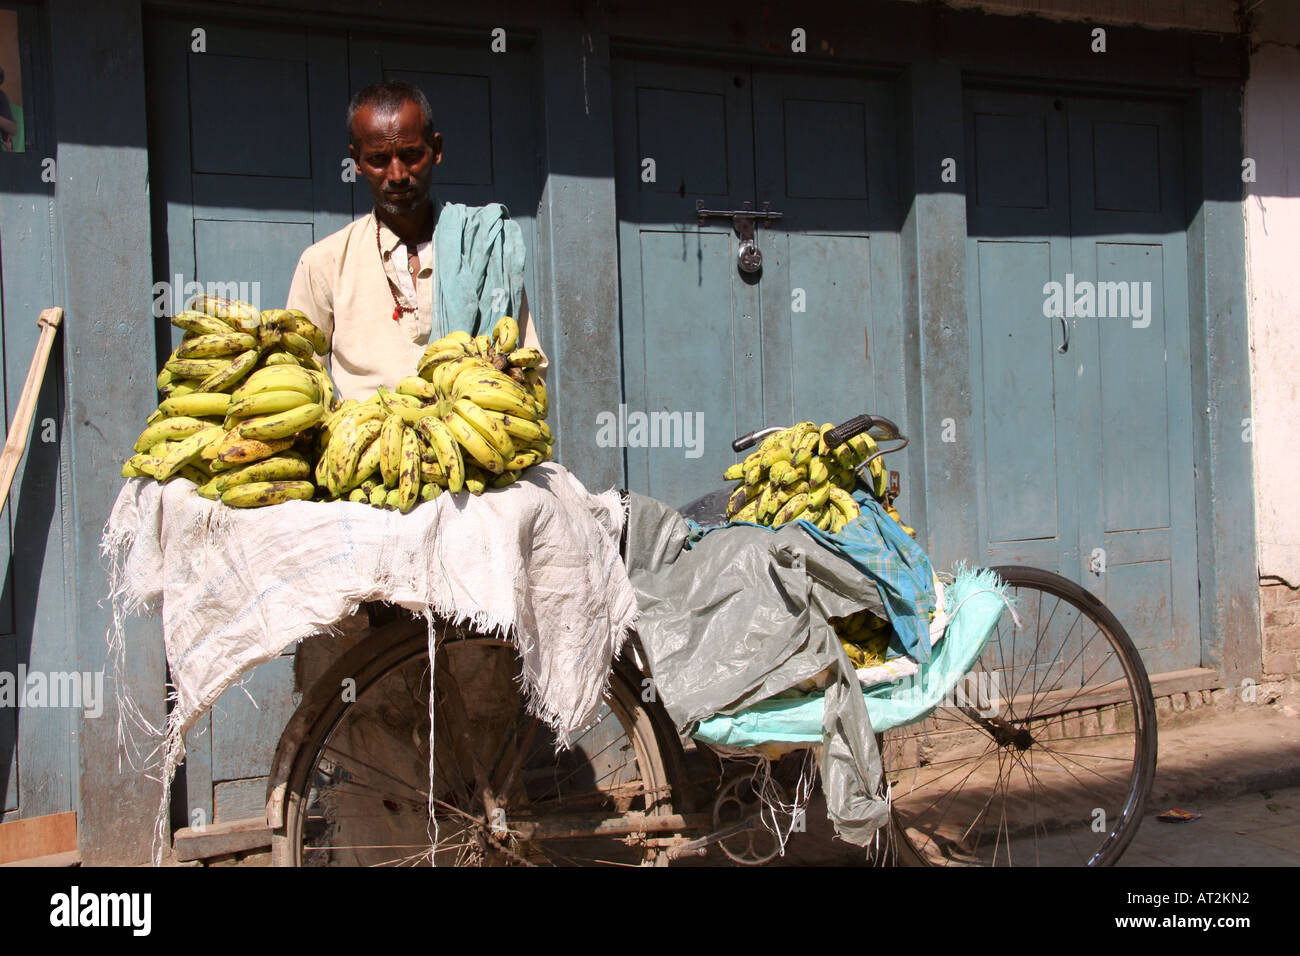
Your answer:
(964, 89), (1199, 674)
(146, 17), (541, 826)
(1066, 98), (1198, 674)
(0, 1), (76, 824)
(613, 59), (759, 508)
(614, 58), (907, 508)
(145, 16), (353, 825)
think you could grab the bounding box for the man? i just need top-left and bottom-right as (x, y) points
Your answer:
(287, 81), (545, 401)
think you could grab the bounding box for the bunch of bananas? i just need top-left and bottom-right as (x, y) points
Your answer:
(122, 297), (336, 508)
(721, 421), (888, 533)
(830, 609), (892, 668)
(311, 316), (551, 512)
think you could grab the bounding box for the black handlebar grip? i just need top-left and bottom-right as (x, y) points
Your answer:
(732, 431), (759, 453)
(824, 415), (877, 448)
(826, 414), (905, 448)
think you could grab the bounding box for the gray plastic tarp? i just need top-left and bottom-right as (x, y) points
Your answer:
(623, 491), (892, 846)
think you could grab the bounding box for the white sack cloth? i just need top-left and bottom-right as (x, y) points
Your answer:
(101, 463), (637, 860)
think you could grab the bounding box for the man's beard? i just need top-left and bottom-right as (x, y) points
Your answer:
(377, 192), (429, 217)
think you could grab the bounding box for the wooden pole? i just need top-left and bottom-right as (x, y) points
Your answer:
(0, 307), (64, 511)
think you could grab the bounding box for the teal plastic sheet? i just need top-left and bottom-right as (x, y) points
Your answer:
(692, 565), (1009, 747)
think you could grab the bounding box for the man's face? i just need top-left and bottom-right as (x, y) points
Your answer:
(349, 99), (442, 217)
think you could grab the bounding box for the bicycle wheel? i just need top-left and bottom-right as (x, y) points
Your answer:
(275, 617), (679, 866)
(881, 565), (1157, 866)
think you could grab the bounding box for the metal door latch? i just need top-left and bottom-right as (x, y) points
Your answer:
(696, 200), (784, 273)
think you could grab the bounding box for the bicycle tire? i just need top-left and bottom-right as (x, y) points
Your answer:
(882, 565), (1157, 866)
(273, 617), (679, 866)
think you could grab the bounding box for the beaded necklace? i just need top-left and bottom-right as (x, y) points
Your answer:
(377, 220), (418, 323)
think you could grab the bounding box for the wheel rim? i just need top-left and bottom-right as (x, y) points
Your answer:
(883, 570), (1154, 866)
(288, 635), (673, 866)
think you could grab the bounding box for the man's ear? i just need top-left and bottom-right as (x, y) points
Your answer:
(348, 142), (360, 165)
(430, 131), (443, 166)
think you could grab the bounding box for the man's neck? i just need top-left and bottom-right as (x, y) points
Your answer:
(376, 201), (434, 245)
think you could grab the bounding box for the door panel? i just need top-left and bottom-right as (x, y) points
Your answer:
(613, 59), (757, 507)
(965, 89), (1199, 673)
(752, 70), (905, 455)
(1067, 99), (1197, 672)
(614, 59), (907, 508)
(964, 90), (1077, 575)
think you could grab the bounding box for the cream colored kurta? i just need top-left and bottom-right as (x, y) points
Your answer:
(286, 210), (546, 402)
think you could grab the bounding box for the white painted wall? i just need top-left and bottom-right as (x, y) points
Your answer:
(1245, 40), (1300, 587)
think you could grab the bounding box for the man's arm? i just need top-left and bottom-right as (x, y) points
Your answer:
(515, 286), (548, 379)
(286, 249), (335, 348)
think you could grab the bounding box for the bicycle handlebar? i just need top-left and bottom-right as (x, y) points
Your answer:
(732, 415), (908, 458)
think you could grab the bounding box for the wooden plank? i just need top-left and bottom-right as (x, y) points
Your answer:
(49, 0), (166, 865)
(172, 816), (271, 861)
(0, 849), (81, 867)
(0, 810), (76, 864)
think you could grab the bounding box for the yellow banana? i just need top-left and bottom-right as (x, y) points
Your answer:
(395, 427), (420, 512)
(506, 449), (542, 470)
(177, 332), (259, 359)
(134, 416), (214, 453)
(213, 453), (311, 493)
(335, 418), (383, 492)
(238, 402), (325, 441)
(349, 433), (384, 490)
(191, 294), (259, 329)
(216, 434), (294, 466)
(196, 349), (259, 393)
(416, 418), (464, 493)
(279, 331), (316, 361)
(263, 352), (301, 367)
(172, 311), (236, 337)
(452, 398), (515, 459)
(773, 492), (810, 527)
(155, 425), (225, 480)
(231, 365), (319, 403)
(507, 348), (543, 368)
(397, 376), (438, 400)
(492, 315), (519, 353)
(165, 356), (233, 380)
(523, 369), (547, 418)
(220, 480), (315, 508)
(379, 413), (406, 487)
(442, 409), (506, 474)
(156, 392), (232, 420)
(457, 376), (537, 419)
(268, 309), (328, 354)
(225, 389), (310, 421)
